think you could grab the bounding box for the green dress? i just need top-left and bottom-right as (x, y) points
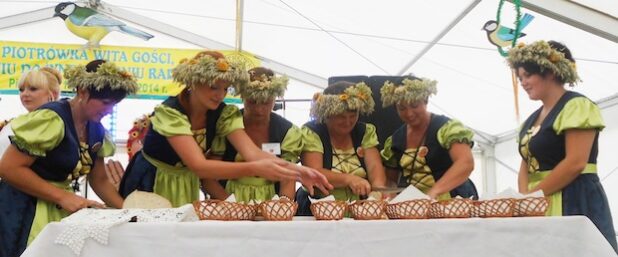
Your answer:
(119, 97), (243, 207)
(381, 114), (477, 200)
(0, 99), (114, 257)
(518, 91), (616, 251)
(301, 122), (379, 202)
(221, 112), (302, 203)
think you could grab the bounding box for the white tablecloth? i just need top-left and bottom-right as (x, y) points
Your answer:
(22, 216), (617, 257)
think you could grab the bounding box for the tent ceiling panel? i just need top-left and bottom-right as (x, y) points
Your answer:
(104, 3), (238, 48)
(0, 2), (50, 17)
(240, 0), (478, 42)
(573, 0), (618, 18)
(509, 0), (618, 43)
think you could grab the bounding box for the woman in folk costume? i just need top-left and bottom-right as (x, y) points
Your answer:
(0, 67), (62, 156)
(119, 51), (331, 207)
(508, 40), (616, 251)
(296, 81), (387, 215)
(202, 67), (300, 202)
(0, 60), (136, 257)
(380, 77), (478, 200)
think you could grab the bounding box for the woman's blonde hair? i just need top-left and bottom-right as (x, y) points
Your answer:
(17, 67), (62, 98)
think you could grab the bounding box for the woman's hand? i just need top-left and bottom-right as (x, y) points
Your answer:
(252, 159), (333, 196)
(426, 188), (439, 200)
(346, 175), (371, 196)
(252, 158), (300, 182)
(57, 192), (106, 213)
(296, 165), (333, 196)
(104, 160), (125, 189)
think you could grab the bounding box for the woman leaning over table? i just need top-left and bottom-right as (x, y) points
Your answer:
(0, 60), (136, 257)
(295, 81), (387, 215)
(201, 67), (299, 202)
(380, 77), (478, 200)
(119, 51), (331, 207)
(507, 40), (616, 251)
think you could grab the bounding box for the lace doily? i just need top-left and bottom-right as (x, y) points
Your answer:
(54, 204), (197, 255)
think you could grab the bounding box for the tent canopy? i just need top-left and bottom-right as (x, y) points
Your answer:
(2, 0), (618, 230)
(2, 0), (615, 138)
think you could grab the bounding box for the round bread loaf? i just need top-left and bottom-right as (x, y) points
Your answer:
(123, 190), (172, 209)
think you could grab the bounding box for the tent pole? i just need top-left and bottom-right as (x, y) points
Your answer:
(0, 7), (54, 30)
(477, 142), (497, 195)
(235, 0), (244, 52)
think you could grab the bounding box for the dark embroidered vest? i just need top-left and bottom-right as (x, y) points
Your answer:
(303, 120), (368, 171)
(390, 114), (453, 183)
(518, 91), (599, 170)
(29, 99), (104, 181)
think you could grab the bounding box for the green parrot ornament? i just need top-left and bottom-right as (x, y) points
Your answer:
(54, 2), (154, 48)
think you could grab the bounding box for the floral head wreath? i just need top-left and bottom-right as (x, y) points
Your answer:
(235, 70), (289, 103)
(310, 82), (375, 123)
(380, 78), (437, 107)
(507, 40), (579, 86)
(64, 62), (138, 94)
(173, 51), (249, 88)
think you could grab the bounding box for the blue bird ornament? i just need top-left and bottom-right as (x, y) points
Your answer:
(483, 13), (534, 48)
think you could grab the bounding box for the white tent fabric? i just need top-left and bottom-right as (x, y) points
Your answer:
(1, 0), (617, 236)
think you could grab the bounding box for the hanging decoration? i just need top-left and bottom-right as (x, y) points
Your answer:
(482, 0), (534, 122)
(54, 2), (154, 48)
(482, 0), (534, 57)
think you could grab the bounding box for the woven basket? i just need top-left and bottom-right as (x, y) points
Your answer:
(429, 198), (472, 218)
(386, 199), (431, 219)
(193, 200), (232, 220)
(310, 201), (347, 220)
(348, 200), (386, 220)
(472, 198), (515, 218)
(513, 197), (549, 217)
(260, 199), (298, 221)
(227, 202), (258, 220)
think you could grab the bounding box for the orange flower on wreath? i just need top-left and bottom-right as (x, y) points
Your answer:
(216, 58), (230, 71)
(119, 71), (133, 79)
(312, 92), (321, 101)
(549, 52), (561, 63)
(339, 94), (349, 101)
(357, 92), (367, 100)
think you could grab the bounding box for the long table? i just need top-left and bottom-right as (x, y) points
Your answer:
(22, 216), (617, 257)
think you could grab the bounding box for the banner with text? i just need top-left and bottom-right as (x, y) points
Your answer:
(0, 41), (258, 100)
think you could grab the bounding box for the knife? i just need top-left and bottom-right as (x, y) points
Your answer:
(371, 187), (406, 194)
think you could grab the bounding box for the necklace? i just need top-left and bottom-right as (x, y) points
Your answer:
(75, 123), (87, 142)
